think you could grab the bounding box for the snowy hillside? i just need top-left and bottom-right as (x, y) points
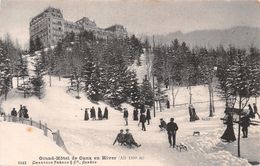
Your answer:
(0, 54), (259, 166)
(1, 74), (259, 165)
(0, 122), (66, 166)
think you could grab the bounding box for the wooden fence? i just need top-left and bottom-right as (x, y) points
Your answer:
(3, 115), (70, 154)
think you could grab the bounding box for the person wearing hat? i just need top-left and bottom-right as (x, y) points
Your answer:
(113, 129), (125, 145)
(166, 118), (178, 148)
(11, 108), (17, 122)
(159, 118), (167, 130)
(123, 108), (129, 126)
(124, 129), (141, 148)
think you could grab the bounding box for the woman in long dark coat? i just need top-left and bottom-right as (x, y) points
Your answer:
(103, 107), (108, 119)
(221, 113), (236, 142)
(146, 109), (151, 125)
(98, 107), (102, 120)
(90, 107), (96, 120)
(133, 108), (138, 121)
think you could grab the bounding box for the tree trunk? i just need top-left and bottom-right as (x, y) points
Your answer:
(17, 76), (19, 87)
(189, 86), (192, 105)
(238, 96), (242, 157)
(23, 76), (26, 98)
(209, 83), (213, 117)
(211, 86), (215, 113)
(171, 85), (175, 107)
(49, 74), (52, 87)
(152, 75), (156, 117)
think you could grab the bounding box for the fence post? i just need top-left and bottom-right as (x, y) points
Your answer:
(39, 120), (42, 129)
(4, 115), (6, 121)
(8, 115), (10, 122)
(30, 118), (32, 126)
(56, 130), (60, 145)
(44, 123), (48, 136)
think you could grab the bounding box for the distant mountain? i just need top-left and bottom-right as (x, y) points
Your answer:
(148, 26), (260, 49)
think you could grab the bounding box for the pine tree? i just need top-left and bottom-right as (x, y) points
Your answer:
(87, 63), (101, 101)
(0, 40), (12, 100)
(217, 47), (260, 157)
(140, 76), (154, 107)
(31, 52), (47, 99)
(128, 72), (141, 108)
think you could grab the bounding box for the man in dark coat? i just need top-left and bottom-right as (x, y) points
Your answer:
(139, 113), (146, 131)
(123, 108), (129, 126)
(11, 108), (17, 122)
(248, 104), (255, 119)
(11, 108), (17, 117)
(113, 129), (125, 145)
(23, 106), (29, 119)
(146, 109), (151, 125)
(98, 107), (102, 120)
(103, 107), (108, 119)
(90, 107), (96, 120)
(240, 115), (251, 138)
(159, 118), (167, 130)
(133, 108), (138, 121)
(124, 129), (141, 147)
(253, 103), (260, 119)
(166, 118), (178, 148)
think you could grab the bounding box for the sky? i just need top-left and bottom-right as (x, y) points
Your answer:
(0, 0), (260, 48)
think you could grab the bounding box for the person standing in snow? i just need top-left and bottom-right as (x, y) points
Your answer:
(166, 100), (170, 109)
(113, 129), (125, 145)
(253, 103), (260, 119)
(123, 108), (129, 126)
(11, 108), (17, 122)
(248, 104), (255, 119)
(98, 107), (103, 120)
(23, 106), (29, 119)
(18, 105), (23, 118)
(146, 108), (151, 125)
(133, 108), (139, 121)
(90, 107), (96, 120)
(220, 112), (236, 142)
(240, 114), (251, 138)
(11, 108), (17, 117)
(84, 108), (89, 121)
(139, 113), (146, 131)
(103, 107), (108, 119)
(124, 129), (141, 148)
(166, 118), (178, 148)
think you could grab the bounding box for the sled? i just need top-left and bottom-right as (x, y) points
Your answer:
(176, 143), (188, 152)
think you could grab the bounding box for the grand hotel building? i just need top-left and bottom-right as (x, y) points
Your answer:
(29, 7), (128, 47)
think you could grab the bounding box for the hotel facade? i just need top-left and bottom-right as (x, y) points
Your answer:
(29, 7), (128, 47)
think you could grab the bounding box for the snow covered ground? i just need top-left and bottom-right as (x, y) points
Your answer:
(0, 54), (259, 166)
(0, 122), (66, 166)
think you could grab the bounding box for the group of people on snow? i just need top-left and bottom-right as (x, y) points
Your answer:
(84, 107), (108, 121)
(10, 105), (29, 121)
(113, 129), (141, 148)
(123, 107), (151, 132)
(221, 103), (259, 142)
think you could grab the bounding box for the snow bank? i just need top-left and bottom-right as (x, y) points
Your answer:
(0, 122), (66, 166)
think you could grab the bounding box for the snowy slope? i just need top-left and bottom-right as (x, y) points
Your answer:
(2, 75), (259, 165)
(0, 54), (259, 166)
(0, 122), (66, 166)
